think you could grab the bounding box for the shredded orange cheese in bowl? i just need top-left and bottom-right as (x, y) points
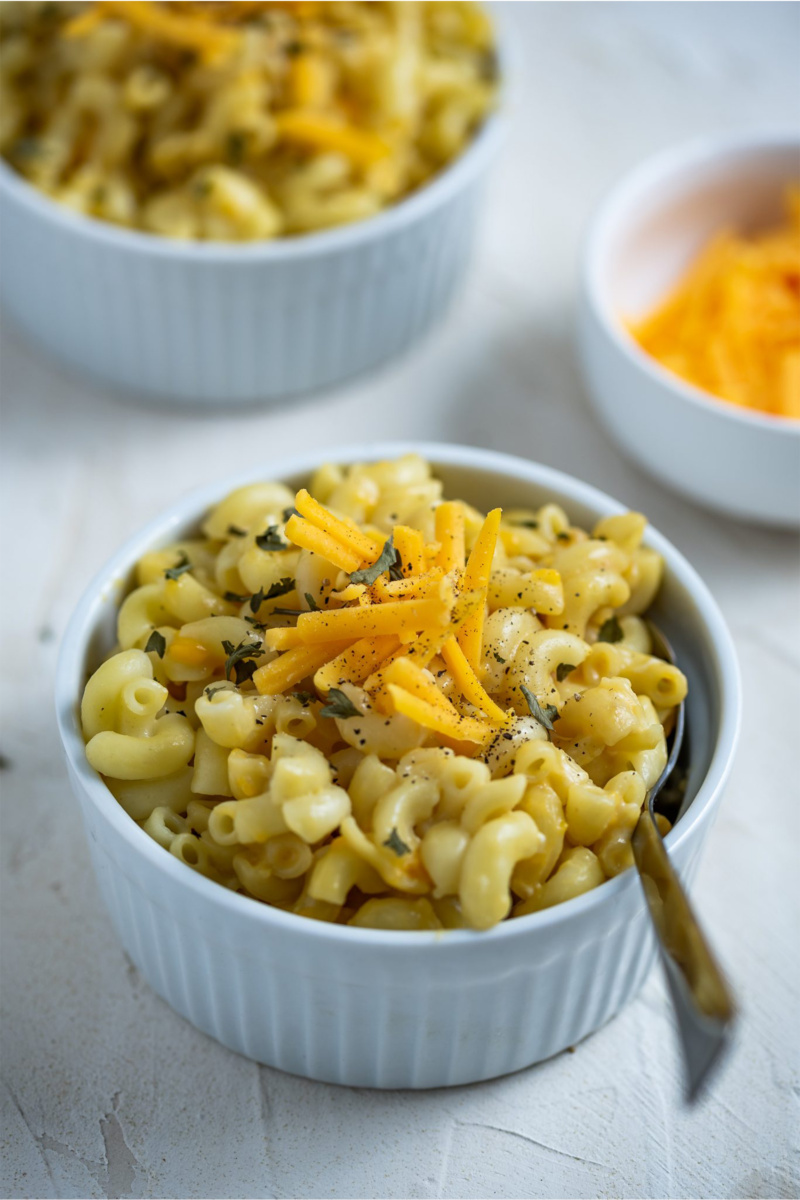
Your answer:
(628, 186), (800, 420)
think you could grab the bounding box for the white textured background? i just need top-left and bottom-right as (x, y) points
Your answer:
(2, 4), (799, 1198)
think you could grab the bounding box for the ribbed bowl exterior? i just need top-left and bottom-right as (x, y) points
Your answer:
(0, 141), (493, 404)
(56, 444), (739, 1090)
(71, 757), (707, 1089)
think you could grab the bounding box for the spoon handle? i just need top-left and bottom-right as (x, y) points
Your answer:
(632, 809), (736, 1102)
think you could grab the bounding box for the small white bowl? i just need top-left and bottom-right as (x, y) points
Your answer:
(55, 442), (741, 1088)
(0, 111), (502, 405)
(578, 131), (800, 527)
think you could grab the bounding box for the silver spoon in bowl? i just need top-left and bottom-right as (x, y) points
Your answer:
(632, 622), (736, 1102)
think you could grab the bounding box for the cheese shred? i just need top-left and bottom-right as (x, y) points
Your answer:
(628, 186), (800, 420)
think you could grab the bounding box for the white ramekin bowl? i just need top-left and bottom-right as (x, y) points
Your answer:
(0, 111), (502, 405)
(578, 131), (800, 528)
(55, 442), (741, 1088)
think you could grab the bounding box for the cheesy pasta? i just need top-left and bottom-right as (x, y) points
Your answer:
(80, 455), (687, 931)
(0, 1), (498, 239)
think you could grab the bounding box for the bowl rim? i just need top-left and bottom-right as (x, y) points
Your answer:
(0, 87), (504, 263)
(581, 127), (800, 437)
(55, 441), (742, 947)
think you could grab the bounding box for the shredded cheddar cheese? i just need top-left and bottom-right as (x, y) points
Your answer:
(274, 111), (391, 168)
(387, 684), (491, 745)
(85, 1), (241, 61)
(457, 508), (502, 669)
(253, 642), (352, 695)
(629, 187), (800, 420)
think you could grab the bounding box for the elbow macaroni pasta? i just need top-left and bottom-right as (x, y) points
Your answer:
(1, 1), (498, 240)
(79, 454), (687, 930)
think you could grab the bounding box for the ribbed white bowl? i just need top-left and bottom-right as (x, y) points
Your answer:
(55, 443), (741, 1087)
(0, 115), (502, 405)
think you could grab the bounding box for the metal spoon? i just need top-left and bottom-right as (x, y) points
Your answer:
(631, 622), (736, 1103)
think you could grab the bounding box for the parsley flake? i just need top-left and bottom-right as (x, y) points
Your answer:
(226, 130), (247, 165)
(254, 577), (295, 611)
(144, 630), (166, 658)
(256, 525), (289, 552)
(221, 637), (264, 685)
(493, 650), (506, 664)
(511, 518), (538, 529)
(304, 592), (318, 611)
(164, 552), (192, 581)
(227, 524), (246, 537)
(556, 531), (571, 542)
(521, 684), (560, 733)
(597, 616), (624, 644)
(283, 506), (300, 522)
(191, 176), (213, 199)
(224, 591), (249, 604)
(204, 684), (229, 699)
(319, 687), (360, 720)
(383, 828), (411, 856)
(350, 535), (401, 586)
(556, 662), (576, 682)
(292, 691), (316, 706)
(12, 136), (41, 161)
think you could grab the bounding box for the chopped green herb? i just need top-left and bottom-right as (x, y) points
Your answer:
(266, 578), (297, 604)
(319, 687), (360, 720)
(304, 592), (318, 611)
(244, 616), (266, 630)
(164, 552), (192, 581)
(597, 616), (624, 644)
(227, 524), (246, 537)
(383, 828), (411, 856)
(204, 684), (229, 699)
(254, 577), (295, 610)
(226, 130), (247, 165)
(480, 46), (500, 82)
(511, 518), (538, 529)
(272, 607), (302, 617)
(283, 506), (300, 522)
(292, 691), (317, 706)
(350, 535), (400, 586)
(12, 136), (41, 161)
(493, 651), (506, 664)
(221, 637), (264, 685)
(521, 684), (560, 733)
(556, 531), (571, 542)
(556, 662), (576, 682)
(256, 525), (289, 552)
(224, 591), (250, 604)
(285, 39), (304, 55)
(144, 630), (166, 658)
(191, 176), (213, 199)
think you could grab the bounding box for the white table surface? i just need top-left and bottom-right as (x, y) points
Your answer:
(2, 4), (799, 1198)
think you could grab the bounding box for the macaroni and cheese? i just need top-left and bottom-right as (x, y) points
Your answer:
(79, 455), (687, 931)
(0, 1), (498, 239)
